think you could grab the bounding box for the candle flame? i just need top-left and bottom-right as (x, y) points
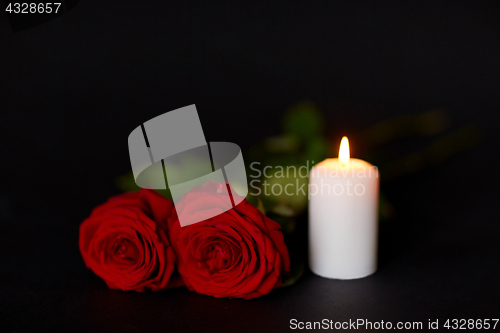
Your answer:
(339, 136), (350, 163)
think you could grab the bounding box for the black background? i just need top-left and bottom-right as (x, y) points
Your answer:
(0, 1), (499, 332)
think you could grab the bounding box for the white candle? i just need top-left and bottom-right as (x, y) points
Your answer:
(308, 137), (379, 279)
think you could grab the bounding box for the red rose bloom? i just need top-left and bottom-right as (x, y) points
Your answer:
(79, 189), (181, 291)
(165, 182), (291, 299)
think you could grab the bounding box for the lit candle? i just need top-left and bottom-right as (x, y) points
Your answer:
(308, 137), (379, 279)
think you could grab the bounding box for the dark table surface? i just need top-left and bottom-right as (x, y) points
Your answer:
(1, 1), (499, 332)
(3, 154), (499, 332)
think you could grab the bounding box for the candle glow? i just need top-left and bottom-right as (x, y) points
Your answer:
(339, 136), (350, 163)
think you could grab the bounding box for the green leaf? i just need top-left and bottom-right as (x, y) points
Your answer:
(378, 192), (395, 220)
(281, 262), (305, 287)
(262, 167), (309, 213)
(302, 136), (330, 165)
(269, 214), (296, 234)
(358, 109), (450, 149)
(115, 172), (140, 192)
(283, 101), (324, 140)
(263, 135), (300, 153)
(271, 203), (295, 217)
(381, 125), (479, 181)
(115, 172), (173, 200)
(256, 196), (266, 215)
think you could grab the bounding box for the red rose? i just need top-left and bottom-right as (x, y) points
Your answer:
(79, 189), (181, 291)
(165, 181), (291, 299)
